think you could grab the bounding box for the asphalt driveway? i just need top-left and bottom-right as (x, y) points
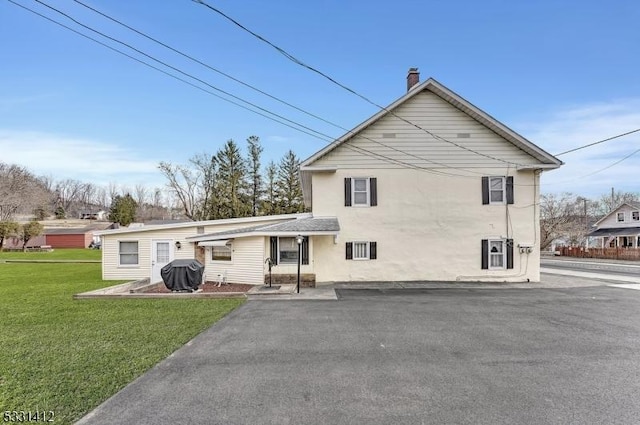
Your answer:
(77, 286), (640, 425)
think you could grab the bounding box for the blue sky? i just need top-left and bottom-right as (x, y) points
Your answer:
(1, 0), (639, 198)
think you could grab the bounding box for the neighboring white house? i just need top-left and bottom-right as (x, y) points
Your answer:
(96, 69), (562, 284)
(588, 202), (640, 248)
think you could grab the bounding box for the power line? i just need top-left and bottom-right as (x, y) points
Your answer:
(67, 0), (484, 177)
(32, 0), (331, 141)
(192, 0), (526, 167)
(554, 128), (640, 156)
(9, 0), (480, 181)
(71, 0), (346, 133)
(7, 0), (333, 143)
(24, 0), (490, 180)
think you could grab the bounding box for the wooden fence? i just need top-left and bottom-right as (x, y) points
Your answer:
(557, 246), (640, 261)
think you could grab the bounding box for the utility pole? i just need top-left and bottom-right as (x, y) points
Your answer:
(583, 198), (588, 249)
(611, 187), (615, 211)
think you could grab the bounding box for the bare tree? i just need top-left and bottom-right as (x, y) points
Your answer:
(95, 186), (109, 210)
(0, 163), (50, 221)
(190, 153), (218, 220)
(107, 182), (119, 206)
(54, 178), (85, 215)
(540, 193), (580, 250)
(158, 162), (201, 220)
(597, 189), (639, 215)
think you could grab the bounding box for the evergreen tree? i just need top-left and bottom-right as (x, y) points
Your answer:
(246, 136), (263, 216)
(276, 150), (304, 214)
(20, 220), (44, 252)
(215, 140), (249, 218)
(261, 161), (279, 215)
(109, 193), (138, 226)
(54, 206), (66, 219)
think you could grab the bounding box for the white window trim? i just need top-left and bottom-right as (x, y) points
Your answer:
(211, 243), (233, 263)
(489, 176), (506, 205)
(118, 240), (139, 267)
(351, 178), (370, 207)
(632, 211), (639, 221)
(488, 239), (506, 270)
(278, 236), (300, 265)
(352, 241), (370, 260)
(617, 212), (625, 222)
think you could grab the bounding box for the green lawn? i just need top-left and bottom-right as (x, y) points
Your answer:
(0, 248), (101, 261)
(0, 261), (244, 424)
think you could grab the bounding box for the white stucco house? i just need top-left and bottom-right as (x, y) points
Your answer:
(96, 70), (562, 285)
(588, 202), (640, 248)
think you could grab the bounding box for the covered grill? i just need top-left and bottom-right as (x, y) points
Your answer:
(160, 259), (204, 292)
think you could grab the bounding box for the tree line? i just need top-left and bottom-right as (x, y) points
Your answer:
(158, 136), (306, 221)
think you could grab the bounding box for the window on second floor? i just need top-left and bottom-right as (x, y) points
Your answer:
(344, 177), (377, 207)
(482, 176), (513, 205)
(617, 212), (625, 222)
(632, 211), (639, 221)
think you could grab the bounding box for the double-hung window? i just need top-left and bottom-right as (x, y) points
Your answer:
(489, 240), (505, 269)
(482, 176), (514, 205)
(481, 239), (513, 270)
(489, 177), (505, 204)
(617, 212), (625, 222)
(632, 211), (639, 221)
(119, 241), (139, 266)
(344, 177), (377, 207)
(352, 179), (369, 206)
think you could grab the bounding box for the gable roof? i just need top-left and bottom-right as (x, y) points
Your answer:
(594, 202), (640, 226)
(299, 77), (562, 207)
(302, 78), (562, 170)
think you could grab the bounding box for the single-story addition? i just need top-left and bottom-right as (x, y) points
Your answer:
(588, 202), (640, 248)
(97, 69), (562, 285)
(95, 213), (339, 286)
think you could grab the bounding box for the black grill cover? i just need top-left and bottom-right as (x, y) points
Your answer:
(160, 259), (204, 292)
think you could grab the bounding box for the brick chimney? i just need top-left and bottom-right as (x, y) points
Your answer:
(407, 67), (420, 91)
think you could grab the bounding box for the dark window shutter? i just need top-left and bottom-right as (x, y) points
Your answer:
(506, 239), (514, 269)
(344, 178), (352, 207)
(370, 178), (377, 206)
(346, 242), (353, 260)
(369, 241), (377, 260)
(506, 176), (514, 204)
(481, 239), (488, 269)
(302, 237), (309, 265)
(481, 177), (489, 205)
(270, 236), (278, 265)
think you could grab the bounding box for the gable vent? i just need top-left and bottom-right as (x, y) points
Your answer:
(457, 133), (471, 138)
(382, 133), (397, 138)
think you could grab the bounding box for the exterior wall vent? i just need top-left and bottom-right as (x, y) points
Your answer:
(197, 226), (205, 234)
(457, 133), (471, 138)
(382, 133), (397, 138)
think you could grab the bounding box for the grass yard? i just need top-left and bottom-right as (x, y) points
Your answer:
(0, 248), (101, 261)
(0, 258), (244, 424)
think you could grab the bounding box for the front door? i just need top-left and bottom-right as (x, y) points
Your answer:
(151, 240), (174, 283)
